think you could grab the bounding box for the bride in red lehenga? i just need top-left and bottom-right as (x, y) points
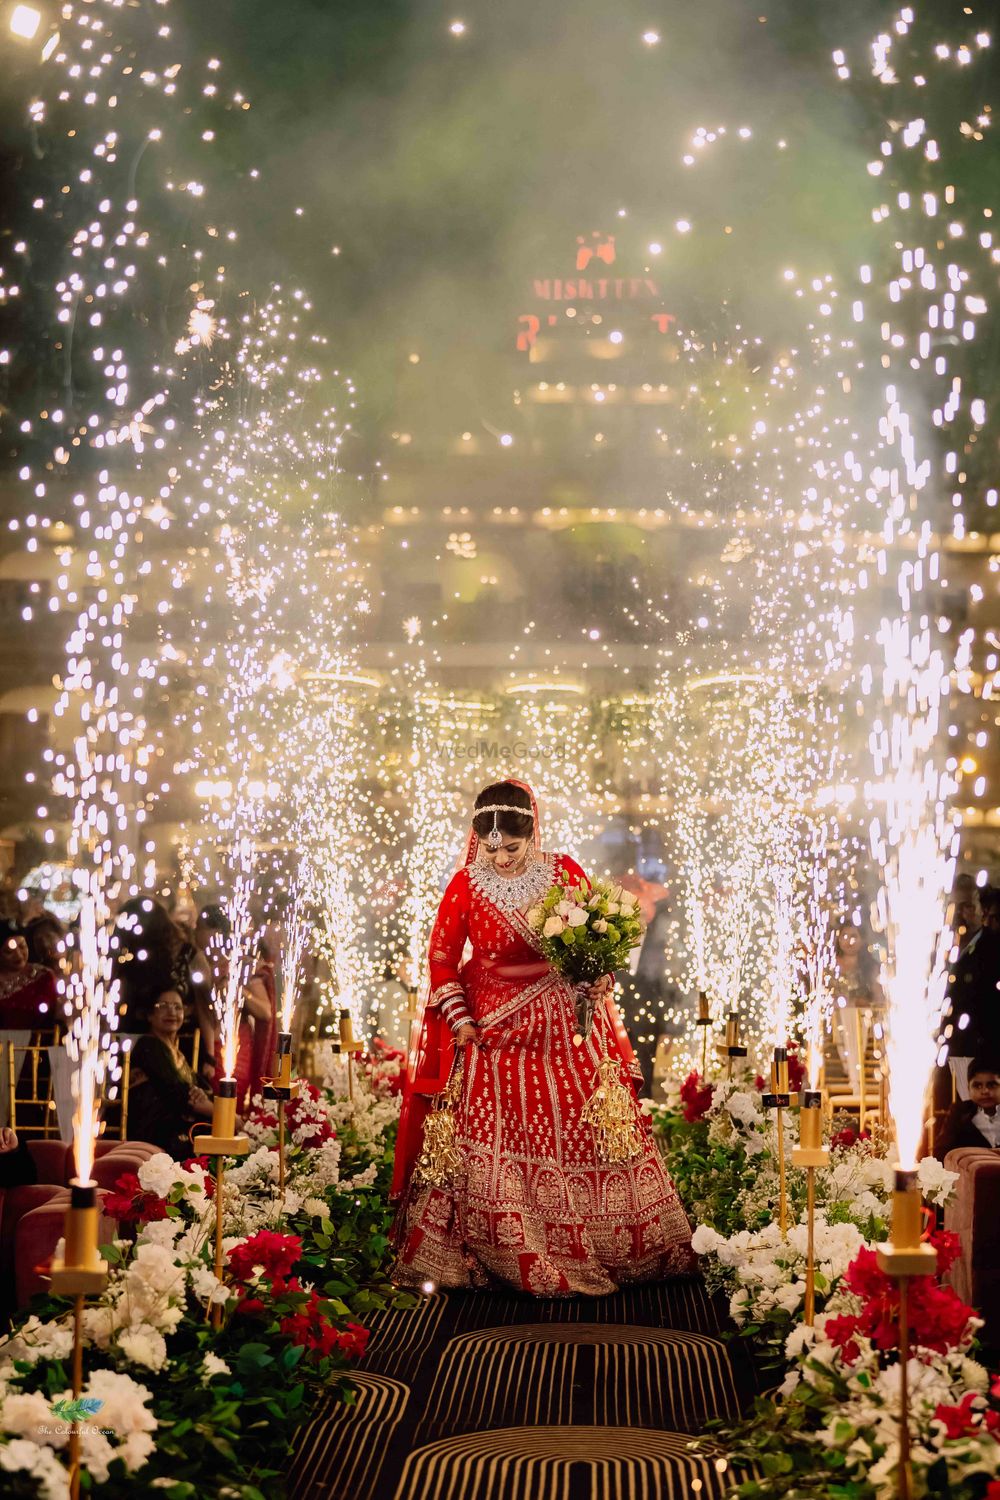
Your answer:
(390, 779), (693, 1296)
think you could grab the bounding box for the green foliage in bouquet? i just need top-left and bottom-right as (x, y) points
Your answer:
(526, 873), (644, 983)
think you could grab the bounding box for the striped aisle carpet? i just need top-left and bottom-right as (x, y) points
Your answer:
(289, 1277), (760, 1500)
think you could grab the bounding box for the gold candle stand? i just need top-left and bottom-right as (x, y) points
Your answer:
(725, 1010), (748, 1080)
(192, 1078), (249, 1327)
(262, 1031), (301, 1201)
(791, 1091), (829, 1324)
(876, 1169), (938, 1500)
(332, 1008), (364, 1102)
(50, 1180), (110, 1500)
(695, 991), (712, 1077)
(403, 985), (419, 1022)
(762, 1047), (791, 1236)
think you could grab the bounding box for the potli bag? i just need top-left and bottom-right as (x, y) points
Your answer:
(414, 1053), (465, 1188)
(581, 1053), (644, 1164)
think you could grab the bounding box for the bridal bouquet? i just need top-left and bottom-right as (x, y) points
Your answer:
(527, 874), (643, 1039)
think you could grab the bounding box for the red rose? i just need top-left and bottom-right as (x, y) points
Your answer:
(933, 1392), (982, 1440)
(227, 1230), (302, 1291)
(104, 1171), (169, 1225)
(679, 1070), (714, 1123)
(824, 1313), (863, 1364)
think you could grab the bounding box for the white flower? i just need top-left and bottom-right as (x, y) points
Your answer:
(566, 908), (588, 927)
(118, 1326), (168, 1372)
(785, 1322), (818, 1360)
(959, 1358), (990, 1393)
(774, 1281), (804, 1314)
(0, 1315), (74, 1368)
(303, 1197), (328, 1218)
(0, 1389), (54, 1439)
(605, 902), (620, 915)
(592, 918), (609, 934)
(189, 1266), (230, 1306)
(542, 916), (564, 938)
(200, 1352), (231, 1384)
(916, 1155), (958, 1207)
(691, 1224), (724, 1256)
(0, 1439), (70, 1499)
(137, 1153), (184, 1199)
(135, 1219), (183, 1249)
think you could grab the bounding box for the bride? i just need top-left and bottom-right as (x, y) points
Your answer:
(390, 779), (693, 1296)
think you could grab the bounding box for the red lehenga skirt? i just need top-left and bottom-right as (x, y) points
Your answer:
(391, 960), (694, 1296)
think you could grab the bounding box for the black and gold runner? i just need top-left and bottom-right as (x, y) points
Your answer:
(290, 1278), (758, 1499)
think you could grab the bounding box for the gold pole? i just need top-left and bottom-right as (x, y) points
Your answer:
(776, 1105), (787, 1237)
(277, 1098), (286, 1198)
(69, 1292), (83, 1500)
(805, 1170), (816, 1323)
(855, 1007), (867, 1136)
(898, 1277), (911, 1500)
(50, 1182), (109, 1499)
(193, 1080), (249, 1325)
(876, 1170), (938, 1500)
(212, 1156), (226, 1330)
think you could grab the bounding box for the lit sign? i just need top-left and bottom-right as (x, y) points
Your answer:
(517, 233), (677, 351)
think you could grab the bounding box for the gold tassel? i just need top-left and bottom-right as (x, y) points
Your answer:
(581, 1053), (644, 1164)
(415, 1058), (465, 1188)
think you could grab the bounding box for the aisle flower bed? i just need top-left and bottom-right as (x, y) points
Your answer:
(0, 1050), (409, 1498)
(647, 1064), (999, 1497)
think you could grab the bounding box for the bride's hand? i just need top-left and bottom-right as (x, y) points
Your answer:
(587, 975), (614, 1004)
(454, 1023), (478, 1047)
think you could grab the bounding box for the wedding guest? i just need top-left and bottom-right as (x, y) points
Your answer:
(127, 989), (214, 1159)
(935, 1057), (1000, 1157)
(0, 1125), (36, 1187)
(933, 876), (1000, 1141)
(116, 897), (215, 1068)
(0, 920), (58, 1027)
(24, 914), (67, 977)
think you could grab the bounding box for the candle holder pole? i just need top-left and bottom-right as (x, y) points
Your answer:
(192, 1079), (249, 1328)
(49, 1180), (110, 1500)
(725, 1010), (747, 1081)
(876, 1169), (938, 1500)
(695, 991), (712, 1077)
(791, 1091), (830, 1324)
(335, 1008), (365, 1104)
(262, 1031), (300, 1201)
(762, 1047), (791, 1237)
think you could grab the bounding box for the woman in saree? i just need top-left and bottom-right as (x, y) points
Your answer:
(391, 780), (693, 1297)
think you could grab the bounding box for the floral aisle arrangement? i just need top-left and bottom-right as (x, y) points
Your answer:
(0, 1058), (407, 1498)
(646, 1067), (958, 1364)
(721, 1234), (1000, 1499)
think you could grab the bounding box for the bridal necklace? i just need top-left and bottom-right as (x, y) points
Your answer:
(468, 852), (553, 913)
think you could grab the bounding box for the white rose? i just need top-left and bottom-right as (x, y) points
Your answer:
(592, 918), (609, 934)
(542, 916), (564, 938)
(0, 1440), (70, 1499)
(556, 900), (574, 917)
(0, 1390), (55, 1440)
(566, 908), (588, 927)
(690, 1224), (723, 1256)
(201, 1351), (231, 1384)
(605, 902), (620, 916)
(774, 1281), (804, 1314)
(137, 1153), (182, 1199)
(118, 1326), (168, 1372)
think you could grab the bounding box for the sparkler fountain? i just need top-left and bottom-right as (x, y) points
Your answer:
(832, 9), (996, 1495)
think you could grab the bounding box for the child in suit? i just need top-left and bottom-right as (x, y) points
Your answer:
(936, 1057), (1000, 1158)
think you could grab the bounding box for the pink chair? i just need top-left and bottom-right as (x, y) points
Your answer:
(3, 1137), (163, 1312)
(944, 1146), (1000, 1346)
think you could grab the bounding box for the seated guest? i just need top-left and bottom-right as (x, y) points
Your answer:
(127, 989), (214, 1159)
(0, 920), (58, 1027)
(24, 914), (67, 978)
(936, 1056), (1000, 1157)
(0, 1125), (37, 1187)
